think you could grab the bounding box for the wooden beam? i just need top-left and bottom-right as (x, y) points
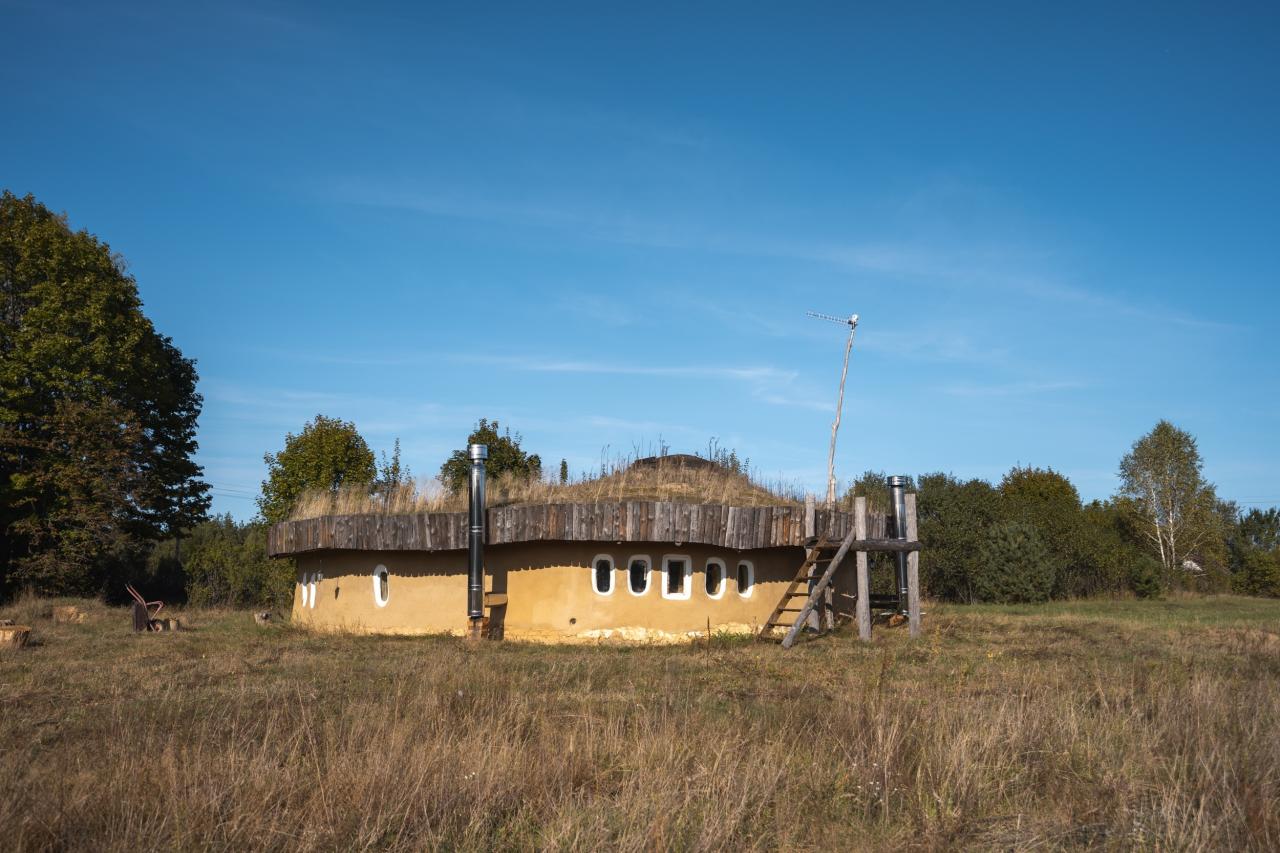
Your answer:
(906, 493), (921, 638)
(855, 497), (871, 642)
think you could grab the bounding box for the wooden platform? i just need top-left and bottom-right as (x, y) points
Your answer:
(267, 500), (889, 557)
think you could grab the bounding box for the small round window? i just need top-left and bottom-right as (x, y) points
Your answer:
(372, 564), (390, 607)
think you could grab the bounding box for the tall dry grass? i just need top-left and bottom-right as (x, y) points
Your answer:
(288, 458), (807, 521)
(2, 597), (1278, 850)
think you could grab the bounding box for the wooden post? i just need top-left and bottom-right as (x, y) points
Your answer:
(803, 494), (820, 632)
(906, 493), (921, 638)
(854, 497), (871, 641)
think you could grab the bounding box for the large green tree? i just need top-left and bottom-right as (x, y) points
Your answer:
(1, 191), (209, 595)
(258, 415), (376, 523)
(915, 472), (1003, 602)
(998, 466), (1084, 597)
(439, 419), (542, 493)
(1118, 420), (1220, 590)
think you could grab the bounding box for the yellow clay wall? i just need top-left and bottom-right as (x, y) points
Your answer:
(290, 541), (854, 641)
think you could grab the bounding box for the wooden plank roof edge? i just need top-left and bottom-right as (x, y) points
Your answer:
(265, 499), (896, 557)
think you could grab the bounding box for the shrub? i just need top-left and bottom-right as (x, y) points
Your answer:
(973, 521), (1055, 603)
(1129, 554), (1164, 599)
(1233, 549), (1280, 598)
(184, 516), (294, 608)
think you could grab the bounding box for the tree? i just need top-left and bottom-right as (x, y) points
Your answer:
(259, 415), (375, 524)
(1, 191), (209, 596)
(972, 521), (1055, 603)
(915, 473), (1002, 602)
(1225, 506), (1280, 598)
(1075, 500), (1159, 598)
(1232, 549), (1280, 598)
(1118, 421), (1220, 590)
(559, 459), (569, 485)
(999, 466), (1084, 597)
(375, 438), (410, 495)
(183, 515), (295, 608)
(1237, 507), (1280, 552)
(439, 419), (542, 493)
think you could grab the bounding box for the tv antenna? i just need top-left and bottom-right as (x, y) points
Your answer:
(806, 311), (859, 508)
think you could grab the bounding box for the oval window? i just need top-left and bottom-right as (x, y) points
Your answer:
(705, 559), (725, 599)
(628, 556), (650, 595)
(592, 555), (614, 595)
(736, 561), (754, 598)
(372, 564), (390, 607)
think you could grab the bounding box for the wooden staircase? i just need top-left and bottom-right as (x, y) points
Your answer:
(759, 526), (860, 647)
(759, 494), (924, 647)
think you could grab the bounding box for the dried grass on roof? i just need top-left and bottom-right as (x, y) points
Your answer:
(287, 458), (805, 521)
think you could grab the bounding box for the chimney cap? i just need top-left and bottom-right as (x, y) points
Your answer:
(886, 475), (908, 487)
(469, 443), (488, 462)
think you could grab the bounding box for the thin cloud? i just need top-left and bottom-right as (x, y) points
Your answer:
(335, 181), (1235, 333)
(454, 354), (796, 383)
(941, 379), (1088, 397)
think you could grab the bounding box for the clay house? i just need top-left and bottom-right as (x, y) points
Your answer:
(267, 450), (914, 643)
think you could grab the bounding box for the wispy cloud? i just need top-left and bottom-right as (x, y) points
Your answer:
(452, 354), (796, 382)
(334, 180), (1235, 333)
(940, 379), (1088, 397)
(449, 353), (835, 410)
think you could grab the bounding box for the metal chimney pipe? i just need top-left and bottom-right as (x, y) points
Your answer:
(888, 475), (909, 614)
(467, 444), (488, 630)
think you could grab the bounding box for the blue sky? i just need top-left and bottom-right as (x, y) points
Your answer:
(4, 1), (1278, 519)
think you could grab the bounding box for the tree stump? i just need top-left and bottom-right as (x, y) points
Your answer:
(0, 625), (32, 650)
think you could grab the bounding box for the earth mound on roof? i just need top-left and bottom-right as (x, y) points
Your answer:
(628, 453), (723, 472)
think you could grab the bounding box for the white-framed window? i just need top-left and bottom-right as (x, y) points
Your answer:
(662, 555), (692, 600)
(736, 560), (755, 598)
(592, 554), (614, 596)
(627, 555), (651, 596)
(704, 558), (726, 599)
(372, 564), (390, 607)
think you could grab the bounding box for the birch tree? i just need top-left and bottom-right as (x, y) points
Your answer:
(1118, 421), (1218, 590)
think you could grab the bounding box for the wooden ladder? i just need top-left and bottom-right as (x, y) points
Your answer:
(759, 526), (860, 647)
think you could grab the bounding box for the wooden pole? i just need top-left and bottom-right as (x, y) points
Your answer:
(825, 323), (857, 508)
(855, 497), (871, 642)
(906, 493), (921, 638)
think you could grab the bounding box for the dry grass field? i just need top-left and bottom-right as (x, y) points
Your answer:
(2, 595), (1278, 851)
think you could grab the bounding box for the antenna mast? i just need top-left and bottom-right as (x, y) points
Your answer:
(806, 311), (859, 509)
